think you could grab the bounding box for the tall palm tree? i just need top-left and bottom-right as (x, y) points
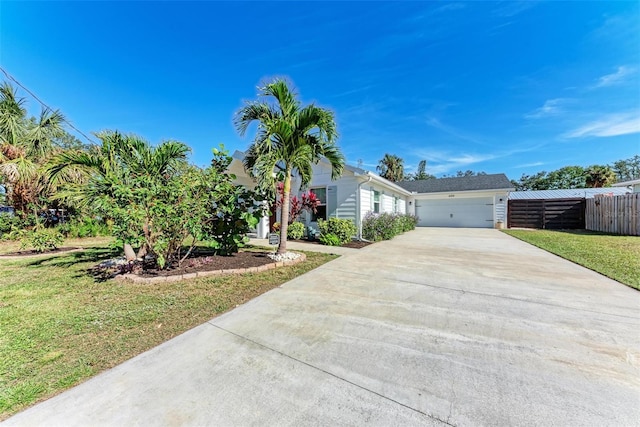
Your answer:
(585, 165), (616, 188)
(0, 82), (66, 214)
(235, 78), (344, 254)
(377, 153), (405, 182)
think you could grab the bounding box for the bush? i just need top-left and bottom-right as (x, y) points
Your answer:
(317, 218), (357, 245)
(319, 232), (342, 246)
(59, 217), (111, 238)
(0, 213), (37, 240)
(287, 222), (305, 240)
(19, 228), (65, 252)
(362, 212), (417, 242)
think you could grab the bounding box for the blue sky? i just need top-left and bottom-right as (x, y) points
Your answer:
(1, 1), (639, 180)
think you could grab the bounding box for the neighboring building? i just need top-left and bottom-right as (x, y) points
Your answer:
(612, 178), (640, 194)
(230, 151), (515, 237)
(397, 174), (514, 228)
(229, 151), (411, 238)
(509, 187), (631, 199)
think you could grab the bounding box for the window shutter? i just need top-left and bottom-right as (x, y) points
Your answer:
(327, 186), (338, 218)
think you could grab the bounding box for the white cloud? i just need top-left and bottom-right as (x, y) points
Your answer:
(410, 149), (496, 174)
(594, 66), (636, 88)
(564, 113), (640, 138)
(514, 161), (545, 168)
(525, 99), (565, 119)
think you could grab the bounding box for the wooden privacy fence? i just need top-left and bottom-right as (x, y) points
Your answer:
(586, 193), (640, 236)
(508, 198), (585, 229)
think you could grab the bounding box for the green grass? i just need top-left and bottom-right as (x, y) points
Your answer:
(503, 229), (640, 290)
(0, 238), (338, 420)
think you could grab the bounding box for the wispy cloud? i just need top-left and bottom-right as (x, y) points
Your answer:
(514, 161), (545, 168)
(492, 1), (537, 18)
(524, 99), (565, 119)
(593, 66), (636, 88)
(410, 149), (496, 174)
(425, 116), (485, 144)
(564, 112), (640, 138)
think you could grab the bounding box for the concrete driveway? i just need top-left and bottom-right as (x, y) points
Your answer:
(5, 228), (640, 426)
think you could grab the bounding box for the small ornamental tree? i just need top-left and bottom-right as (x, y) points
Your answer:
(50, 132), (264, 269)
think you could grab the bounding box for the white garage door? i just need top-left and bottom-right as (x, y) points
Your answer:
(415, 197), (494, 228)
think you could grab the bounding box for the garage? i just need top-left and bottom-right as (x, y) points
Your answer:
(397, 173), (514, 229)
(415, 197), (494, 228)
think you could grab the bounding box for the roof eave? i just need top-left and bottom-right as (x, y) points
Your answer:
(360, 171), (413, 196)
(412, 187), (515, 196)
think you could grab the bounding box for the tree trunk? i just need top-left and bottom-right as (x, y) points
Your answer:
(124, 243), (137, 261)
(277, 172), (291, 254)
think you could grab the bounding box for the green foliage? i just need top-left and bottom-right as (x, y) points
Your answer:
(235, 78), (344, 254)
(612, 155), (640, 181)
(407, 160), (436, 181)
(318, 232), (341, 246)
(0, 212), (36, 240)
(0, 81), (72, 215)
(287, 222), (305, 240)
(317, 217), (357, 244)
(442, 170), (487, 178)
(511, 158), (636, 191)
(377, 153), (404, 182)
(57, 217), (110, 238)
(18, 228), (64, 252)
(49, 136), (264, 268)
(362, 212), (417, 242)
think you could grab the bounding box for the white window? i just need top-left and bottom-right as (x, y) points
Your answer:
(310, 187), (327, 221)
(373, 190), (380, 213)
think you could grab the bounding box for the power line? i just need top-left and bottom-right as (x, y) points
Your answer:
(0, 66), (97, 144)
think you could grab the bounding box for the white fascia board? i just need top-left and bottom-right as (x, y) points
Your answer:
(360, 172), (412, 196)
(413, 188), (515, 197)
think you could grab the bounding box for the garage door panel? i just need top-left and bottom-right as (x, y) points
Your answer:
(416, 197), (493, 228)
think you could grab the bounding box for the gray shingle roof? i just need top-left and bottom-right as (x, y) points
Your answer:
(397, 173), (514, 193)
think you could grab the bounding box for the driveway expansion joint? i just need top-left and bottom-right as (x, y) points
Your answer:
(207, 322), (456, 426)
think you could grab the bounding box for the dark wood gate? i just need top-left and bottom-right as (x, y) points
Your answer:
(508, 198), (586, 229)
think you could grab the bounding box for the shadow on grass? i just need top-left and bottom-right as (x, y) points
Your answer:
(26, 247), (121, 269)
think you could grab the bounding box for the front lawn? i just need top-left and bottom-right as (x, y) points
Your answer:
(503, 229), (640, 290)
(0, 238), (337, 420)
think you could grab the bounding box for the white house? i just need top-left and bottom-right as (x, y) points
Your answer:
(398, 174), (513, 228)
(612, 178), (640, 193)
(229, 152), (514, 238)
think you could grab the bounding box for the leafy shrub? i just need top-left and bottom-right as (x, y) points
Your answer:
(0, 213), (37, 240)
(319, 232), (341, 246)
(287, 222), (305, 240)
(318, 218), (357, 245)
(59, 217), (111, 238)
(362, 212), (418, 242)
(19, 228), (65, 252)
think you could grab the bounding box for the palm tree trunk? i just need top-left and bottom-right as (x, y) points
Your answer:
(278, 172), (291, 254)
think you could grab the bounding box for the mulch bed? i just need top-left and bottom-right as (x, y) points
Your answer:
(0, 247), (83, 257)
(137, 251), (275, 278)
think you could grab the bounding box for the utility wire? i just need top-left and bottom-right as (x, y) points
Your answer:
(0, 66), (97, 144)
